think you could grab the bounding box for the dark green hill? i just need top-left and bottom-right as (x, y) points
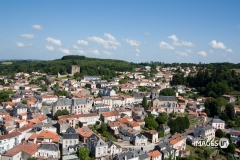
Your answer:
(0, 56), (141, 79)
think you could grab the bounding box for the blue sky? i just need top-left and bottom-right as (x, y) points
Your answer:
(0, 0), (239, 63)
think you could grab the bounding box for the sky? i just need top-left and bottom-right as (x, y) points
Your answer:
(0, 0), (240, 63)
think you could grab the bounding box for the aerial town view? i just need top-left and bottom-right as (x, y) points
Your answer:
(0, 1), (240, 160)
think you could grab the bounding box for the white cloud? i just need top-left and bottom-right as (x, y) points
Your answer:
(103, 51), (111, 55)
(135, 49), (140, 53)
(228, 58), (232, 61)
(159, 41), (174, 50)
(72, 45), (78, 49)
(59, 48), (70, 54)
(77, 40), (88, 46)
(168, 35), (195, 47)
(15, 42), (25, 47)
(185, 49), (192, 53)
(168, 35), (178, 42)
(46, 37), (62, 46)
(226, 48), (233, 53)
(210, 49), (213, 54)
(76, 49), (85, 54)
(144, 32), (150, 36)
(209, 40), (226, 49)
(198, 51), (207, 57)
(20, 34), (35, 39)
(46, 45), (54, 51)
(88, 36), (115, 49)
(136, 54), (139, 56)
(175, 51), (188, 56)
(125, 39), (140, 47)
(31, 24), (43, 30)
(88, 49), (99, 55)
(104, 33), (121, 46)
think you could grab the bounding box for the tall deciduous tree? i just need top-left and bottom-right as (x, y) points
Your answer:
(100, 122), (107, 134)
(78, 147), (90, 160)
(159, 88), (176, 96)
(225, 103), (235, 120)
(142, 96), (148, 111)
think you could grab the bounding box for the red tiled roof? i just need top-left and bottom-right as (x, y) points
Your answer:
(2, 142), (39, 156)
(76, 127), (93, 138)
(147, 150), (161, 158)
(0, 131), (22, 140)
(169, 136), (186, 145)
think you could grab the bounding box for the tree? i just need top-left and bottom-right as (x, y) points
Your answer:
(142, 96), (148, 111)
(100, 122), (107, 134)
(144, 116), (158, 130)
(215, 129), (224, 138)
(219, 113), (229, 122)
(156, 112), (168, 124)
(74, 72), (81, 78)
(53, 109), (69, 120)
(54, 110), (63, 120)
(97, 92), (102, 98)
(203, 149), (211, 158)
(158, 131), (164, 137)
(204, 98), (221, 117)
(225, 104), (235, 120)
(216, 97), (228, 111)
(21, 100), (27, 104)
(224, 143), (236, 154)
(147, 101), (152, 108)
(62, 109), (70, 115)
(159, 88), (176, 96)
(78, 147), (90, 160)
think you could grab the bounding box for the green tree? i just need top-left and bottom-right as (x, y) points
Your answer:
(224, 143), (236, 154)
(61, 109), (70, 115)
(215, 129), (224, 138)
(53, 82), (60, 88)
(0, 89), (14, 102)
(21, 100), (27, 104)
(97, 92), (102, 98)
(156, 112), (168, 124)
(142, 96), (148, 111)
(219, 113), (229, 122)
(74, 72), (81, 78)
(158, 131), (164, 137)
(54, 110), (63, 120)
(100, 122), (107, 134)
(204, 98), (221, 117)
(147, 101), (152, 108)
(225, 103), (235, 120)
(144, 116), (158, 130)
(203, 149), (211, 158)
(78, 147), (90, 160)
(216, 97), (228, 111)
(159, 88), (176, 96)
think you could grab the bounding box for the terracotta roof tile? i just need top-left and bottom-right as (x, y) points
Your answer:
(2, 142), (38, 156)
(76, 127), (93, 138)
(169, 136), (186, 145)
(29, 130), (59, 143)
(147, 150), (161, 158)
(0, 131), (22, 140)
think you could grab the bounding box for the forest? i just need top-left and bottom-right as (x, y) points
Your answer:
(1, 56), (240, 93)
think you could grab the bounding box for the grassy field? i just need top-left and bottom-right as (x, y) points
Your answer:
(1, 62), (13, 65)
(232, 69), (240, 73)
